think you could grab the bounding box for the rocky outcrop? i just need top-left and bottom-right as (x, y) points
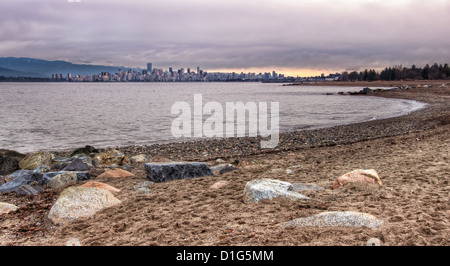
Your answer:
(244, 178), (310, 203)
(332, 169), (382, 189)
(280, 211), (384, 229)
(48, 187), (121, 224)
(144, 162), (213, 182)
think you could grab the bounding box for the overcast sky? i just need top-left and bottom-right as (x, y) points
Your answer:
(1, 0), (449, 76)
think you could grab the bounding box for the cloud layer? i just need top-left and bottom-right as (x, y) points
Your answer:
(1, 0), (449, 75)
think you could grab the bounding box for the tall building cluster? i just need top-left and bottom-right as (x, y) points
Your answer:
(50, 62), (299, 82)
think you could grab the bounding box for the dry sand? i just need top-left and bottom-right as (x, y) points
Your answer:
(1, 81), (449, 246)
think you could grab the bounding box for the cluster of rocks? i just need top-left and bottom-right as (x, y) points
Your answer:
(2, 146), (385, 230)
(0, 146), (142, 223)
(142, 163), (384, 229)
(331, 83), (446, 96)
(243, 169), (384, 229)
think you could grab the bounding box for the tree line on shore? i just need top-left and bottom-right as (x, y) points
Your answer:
(340, 63), (450, 82)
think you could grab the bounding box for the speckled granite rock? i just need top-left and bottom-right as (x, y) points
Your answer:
(244, 178), (310, 203)
(18, 151), (52, 170)
(48, 186), (121, 224)
(280, 211), (384, 229)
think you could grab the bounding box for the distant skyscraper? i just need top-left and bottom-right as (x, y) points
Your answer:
(147, 63), (152, 73)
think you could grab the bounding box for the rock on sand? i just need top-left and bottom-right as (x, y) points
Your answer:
(97, 169), (134, 178)
(244, 178), (310, 203)
(48, 187), (121, 224)
(145, 162), (213, 182)
(210, 181), (229, 189)
(0, 202), (18, 214)
(332, 169), (382, 189)
(281, 211), (383, 229)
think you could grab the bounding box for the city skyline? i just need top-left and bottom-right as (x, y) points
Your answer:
(1, 0), (449, 77)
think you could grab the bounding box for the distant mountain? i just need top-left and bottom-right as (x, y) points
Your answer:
(0, 66), (44, 78)
(0, 57), (140, 78)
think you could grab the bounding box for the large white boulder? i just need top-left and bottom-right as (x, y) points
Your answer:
(48, 186), (121, 224)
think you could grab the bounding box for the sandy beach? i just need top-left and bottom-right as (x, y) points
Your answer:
(1, 80), (449, 246)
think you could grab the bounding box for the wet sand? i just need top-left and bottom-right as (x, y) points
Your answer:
(1, 81), (449, 246)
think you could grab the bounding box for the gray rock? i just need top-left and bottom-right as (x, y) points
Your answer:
(244, 178), (310, 203)
(219, 165), (238, 175)
(52, 156), (73, 163)
(210, 164), (238, 174)
(133, 181), (154, 194)
(291, 183), (325, 191)
(75, 172), (90, 181)
(362, 87), (372, 93)
(33, 166), (50, 174)
(47, 172), (78, 189)
(43, 171), (90, 182)
(62, 158), (91, 171)
(144, 162), (213, 182)
(5, 170), (33, 181)
(281, 211), (384, 229)
(0, 172), (49, 194)
(210, 164), (233, 172)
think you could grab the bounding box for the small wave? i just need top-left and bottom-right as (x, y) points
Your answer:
(403, 100), (428, 114)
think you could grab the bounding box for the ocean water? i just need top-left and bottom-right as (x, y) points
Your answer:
(0, 82), (426, 153)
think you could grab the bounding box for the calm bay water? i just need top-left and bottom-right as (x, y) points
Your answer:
(0, 82), (426, 153)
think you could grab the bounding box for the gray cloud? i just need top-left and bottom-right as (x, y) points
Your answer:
(1, 0), (449, 73)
